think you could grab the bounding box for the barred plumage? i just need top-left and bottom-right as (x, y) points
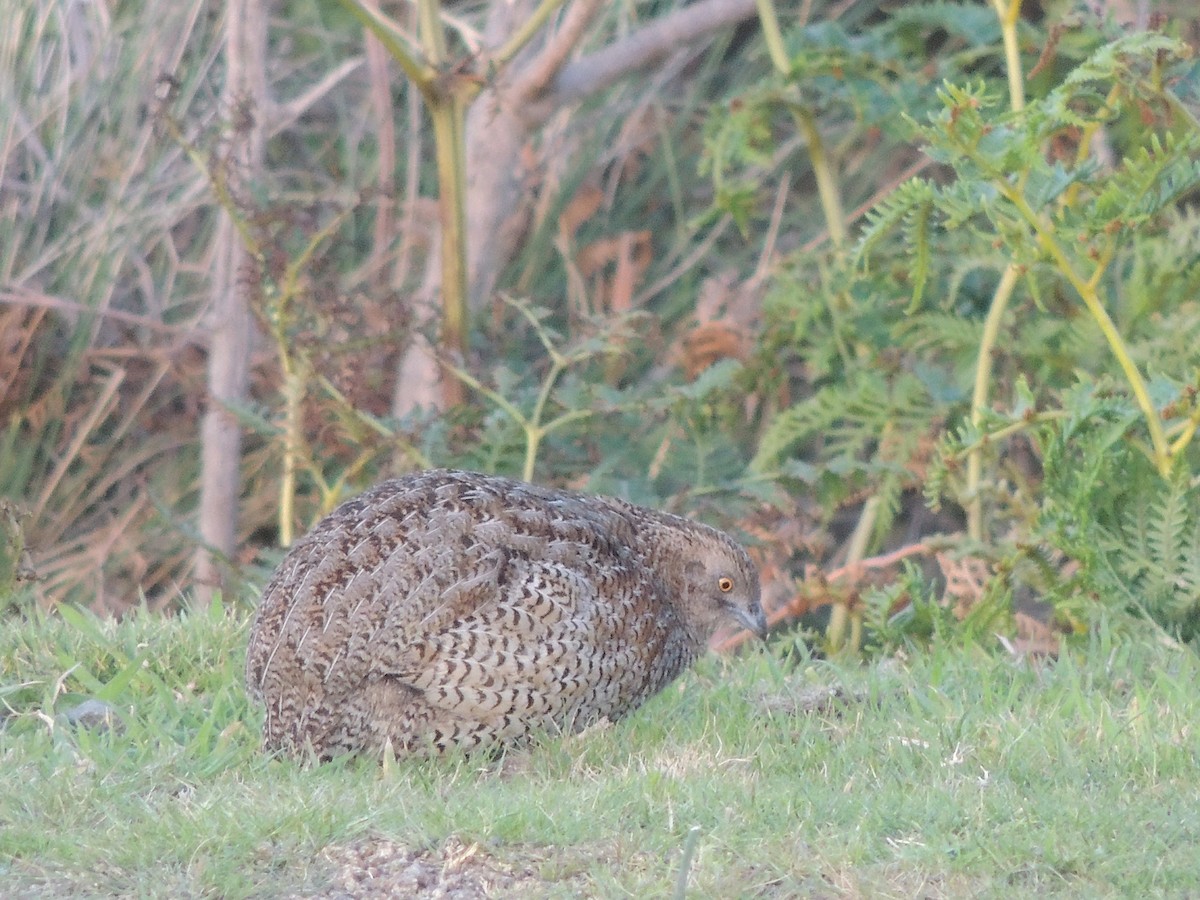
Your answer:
(245, 469), (764, 760)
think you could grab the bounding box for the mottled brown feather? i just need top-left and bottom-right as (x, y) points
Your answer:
(245, 469), (763, 760)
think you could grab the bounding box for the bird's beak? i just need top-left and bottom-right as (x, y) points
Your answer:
(731, 603), (768, 639)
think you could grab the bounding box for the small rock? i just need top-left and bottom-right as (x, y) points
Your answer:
(61, 699), (119, 731)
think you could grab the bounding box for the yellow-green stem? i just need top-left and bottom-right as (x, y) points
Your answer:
(334, 0), (436, 89)
(412, 0), (470, 403)
(991, 0), (1025, 111)
(794, 109), (846, 248)
(754, 0), (790, 74)
(755, 0), (846, 250)
(955, 410), (1069, 459)
(417, 0), (447, 60)
(967, 263), (1020, 541)
(961, 0), (1024, 542)
(1005, 192), (1173, 474)
(829, 494), (880, 653)
(522, 356), (566, 482)
(826, 601), (849, 654)
(528, 364), (562, 435)
(522, 431), (542, 484)
(495, 0), (570, 65)
(1168, 406), (1200, 457)
(341, 0), (473, 404)
(996, 175), (1167, 471)
(429, 100), (470, 404)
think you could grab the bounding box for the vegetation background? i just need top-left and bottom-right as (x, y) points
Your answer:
(2, 0), (1200, 894)
(2, 0), (1198, 648)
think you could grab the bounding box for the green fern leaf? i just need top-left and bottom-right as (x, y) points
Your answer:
(1148, 470), (1190, 584)
(1062, 33), (1187, 89)
(904, 196), (934, 311)
(1093, 133), (1200, 223)
(854, 177), (937, 271)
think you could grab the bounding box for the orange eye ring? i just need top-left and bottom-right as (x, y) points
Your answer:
(718, 577), (734, 592)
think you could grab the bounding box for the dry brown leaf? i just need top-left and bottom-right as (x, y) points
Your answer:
(574, 230), (652, 313)
(674, 270), (763, 380)
(608, 230), (653, 313)
(680, 320), (747, 380)
(694, 269), (762, 327)
(558, 182), (605, 244)
(937, 552), (992, 619)
(0, 306), (46, 420)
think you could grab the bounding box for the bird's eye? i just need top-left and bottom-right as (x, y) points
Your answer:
(718, 577), (734, 592)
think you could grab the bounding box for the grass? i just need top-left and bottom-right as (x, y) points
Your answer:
(1, 605), (1199, 898)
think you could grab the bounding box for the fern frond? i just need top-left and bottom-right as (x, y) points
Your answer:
(1179, 516), (1200, 604)
(896, 312), (984, 356)
(1087, 464), (1200, 633)
(936, 177), (998, 230)
(1092, 133), (1200, 224)
(1062, 33), (1188, 89)
(1147, 469), (1190, 582)
(751, 380), (876, 472)
(904, 196), (934, 311)
(854, 177), (936, 271)
(1038, 35), (1193, 144)
(752, 370), (937, 473)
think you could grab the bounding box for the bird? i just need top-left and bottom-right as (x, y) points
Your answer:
(244, 468), (765, 760)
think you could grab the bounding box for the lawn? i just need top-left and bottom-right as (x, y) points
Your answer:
(1, 604), (1198, 898)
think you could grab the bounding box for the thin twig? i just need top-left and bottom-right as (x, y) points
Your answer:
(513, 0), (606, 102)
(529, 0), (758, 120)
(269, 58), (365, 137)
(749, 172), (790, 289)
(0, 289), (193, 334)
(496, 0), (573, 69)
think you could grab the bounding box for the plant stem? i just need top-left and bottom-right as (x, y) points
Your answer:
(967, 263), (1019, 541)
(960, 0), (1023, 542)
(754, 0), (790, 74)
(416, 0), (447, 61)
(755, 0), (846, 249)
(338, 0), (473, 406)
(413, 0), (470, 405)
(428, 102), (469, 406)
(980, 148), (1169, 471)
(991, 0), (1025, 111)
(953, 410), (1069, 458)
(334, 0), (436, 89)
(673, 825), (703, 900)
(1002, 190), (1172, 475)
(445, 364), (526, 424)
(495, 0), (569, 66)
(794, 108), (846, 248)
(522, 355), (566, 482)
(1169, 414), (1200, 457)
(829, 493), (880, 653)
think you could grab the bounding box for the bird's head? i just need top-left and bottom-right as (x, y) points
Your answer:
(680, 530), (766, 640)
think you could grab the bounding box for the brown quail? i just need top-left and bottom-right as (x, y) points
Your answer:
(245, 469), (764, 760)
